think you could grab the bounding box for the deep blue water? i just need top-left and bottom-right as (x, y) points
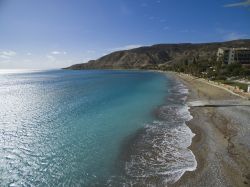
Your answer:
(0, 70), (196, 186)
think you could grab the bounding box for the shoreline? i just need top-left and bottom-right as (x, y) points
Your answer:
(116, 73), (198, 186)
(169, 72), (250, 187)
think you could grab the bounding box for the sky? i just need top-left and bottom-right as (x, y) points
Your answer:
(0, 0), (250, 69)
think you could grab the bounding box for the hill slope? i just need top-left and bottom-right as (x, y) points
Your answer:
(65, 39), (250, 70)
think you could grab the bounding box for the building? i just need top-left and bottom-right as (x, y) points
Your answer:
(217, 47), (250, 65)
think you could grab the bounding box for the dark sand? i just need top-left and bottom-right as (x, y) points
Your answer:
(170, 73), (250, 187)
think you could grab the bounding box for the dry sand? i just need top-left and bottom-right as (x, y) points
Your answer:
(170, 73), (250, 187)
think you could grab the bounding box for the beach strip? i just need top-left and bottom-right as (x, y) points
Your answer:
(169, 73), (250, 187)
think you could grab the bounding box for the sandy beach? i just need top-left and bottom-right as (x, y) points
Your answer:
(170, 73), (250, 187)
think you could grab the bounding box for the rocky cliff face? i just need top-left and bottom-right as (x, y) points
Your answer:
(66, 39), (250, 70)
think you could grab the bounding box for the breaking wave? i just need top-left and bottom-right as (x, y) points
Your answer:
(107, 78), (197, 186)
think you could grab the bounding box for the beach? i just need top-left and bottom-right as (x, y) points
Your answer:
(170, 73), (250, 187)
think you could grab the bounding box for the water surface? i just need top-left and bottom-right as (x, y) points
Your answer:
(0, 70), (196, 186)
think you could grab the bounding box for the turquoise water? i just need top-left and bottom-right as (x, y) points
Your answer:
(0, 70), (196, 186)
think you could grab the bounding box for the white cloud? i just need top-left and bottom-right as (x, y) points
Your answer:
(0, 50), (16, 59)
(224, 0), (250, 7)
(86, 50), (96, 54)
(23, 59), (32, 63)
(216, 28), (249, 40)
(27, 52), (32, 56)
(51, 51), (67, 55)
(109, 44), (143, 52)
(51, 51), (60, 55)
(46, 55), (56, 62)
(224, 32), (249, 40)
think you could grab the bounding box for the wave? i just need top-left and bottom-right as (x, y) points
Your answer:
(107, 78), (197, 186)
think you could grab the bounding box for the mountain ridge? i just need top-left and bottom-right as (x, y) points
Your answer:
(65, 39), (250, 70)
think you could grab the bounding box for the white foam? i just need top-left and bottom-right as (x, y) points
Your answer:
(125, 120), (196, 184)
(123, 80), (197, 185)
(106, 79), (197, 186)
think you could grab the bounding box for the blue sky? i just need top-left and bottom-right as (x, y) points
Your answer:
(0, 0), (250, 69)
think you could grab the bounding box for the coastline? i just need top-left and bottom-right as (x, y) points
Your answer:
(169, 72), (250, 187)
(117, 72), (198, 186)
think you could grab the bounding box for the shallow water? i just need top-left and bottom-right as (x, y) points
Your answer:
(0, 70), (196, 186)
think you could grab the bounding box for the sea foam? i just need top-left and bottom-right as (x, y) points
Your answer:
(120, 79), (197, 186)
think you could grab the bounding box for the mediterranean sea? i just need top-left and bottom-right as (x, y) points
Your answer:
(0, 70), (196, 186)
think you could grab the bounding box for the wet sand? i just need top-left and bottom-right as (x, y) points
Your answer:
(170, 73), (250, 187)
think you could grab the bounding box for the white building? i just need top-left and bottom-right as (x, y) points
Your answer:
(217, 47), (250, 65)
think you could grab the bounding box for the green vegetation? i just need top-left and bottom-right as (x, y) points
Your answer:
(217, 80), (248, 92)
(157, 57), (250, 92)
(169, 59), (249, 79)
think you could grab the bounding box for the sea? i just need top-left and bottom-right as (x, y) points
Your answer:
(0, 69), (197, 186)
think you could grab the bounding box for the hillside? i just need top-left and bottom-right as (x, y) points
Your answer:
(65, 39), (250, 70)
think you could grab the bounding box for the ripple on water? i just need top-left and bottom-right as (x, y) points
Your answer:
(0, 71), (197, 186)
